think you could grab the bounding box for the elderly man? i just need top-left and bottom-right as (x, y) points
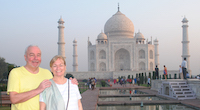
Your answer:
(7, 45), (77, 110)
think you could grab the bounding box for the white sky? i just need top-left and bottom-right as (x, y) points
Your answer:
(0, 0), (200, 76)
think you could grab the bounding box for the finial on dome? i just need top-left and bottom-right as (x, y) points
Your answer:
(118, 3), (120, 12)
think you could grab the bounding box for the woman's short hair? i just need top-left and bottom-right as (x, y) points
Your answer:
(50, 55), (66, 67)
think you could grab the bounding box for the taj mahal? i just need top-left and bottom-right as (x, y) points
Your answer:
(57, 6), (190, 79)
(87, 7), (159, 72)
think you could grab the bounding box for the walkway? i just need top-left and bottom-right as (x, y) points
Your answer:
(81, 88), (99, 110)
(81, 81), (200, 110)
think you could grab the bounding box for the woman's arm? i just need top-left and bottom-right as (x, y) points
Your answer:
(78, 99), (83, 110)
(40, 102), (46, 110)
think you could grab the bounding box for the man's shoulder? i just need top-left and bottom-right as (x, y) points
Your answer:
(39, 67), (53, 78)
(39, 67), (51, 73)
(9, 66), (25, 74)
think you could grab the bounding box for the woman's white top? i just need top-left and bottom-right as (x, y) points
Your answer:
(40, 79), (82, 110)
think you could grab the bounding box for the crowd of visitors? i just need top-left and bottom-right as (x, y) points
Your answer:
(113, 77), (139, 87)
(87, 77), (97, 90)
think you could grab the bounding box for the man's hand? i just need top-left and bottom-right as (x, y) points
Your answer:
(70, 77), (78, 85)
(36, 79), (51, 93)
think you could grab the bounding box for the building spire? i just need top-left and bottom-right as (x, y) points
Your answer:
(57, 17), (66, 59)
(73, 39), (78, 72)
(118, 3), (120, 12)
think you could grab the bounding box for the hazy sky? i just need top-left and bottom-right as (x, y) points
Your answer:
(0, 0), (200, 76)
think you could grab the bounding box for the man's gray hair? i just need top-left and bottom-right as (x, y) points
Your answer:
(24, 45), (39, 56)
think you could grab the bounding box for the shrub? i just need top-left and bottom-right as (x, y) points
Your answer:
(82, 79), (87, 83)
(0, 84), (7, 91)
(101, 80), (106, 87)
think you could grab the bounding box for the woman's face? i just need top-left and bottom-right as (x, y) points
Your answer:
(51, 58), (66, 77)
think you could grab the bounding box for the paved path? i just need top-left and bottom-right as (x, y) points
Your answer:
(81, 88), (99, 110)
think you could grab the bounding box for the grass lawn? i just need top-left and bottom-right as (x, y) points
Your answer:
(78, 81), (109, 94)
(140, 84), (151, 87)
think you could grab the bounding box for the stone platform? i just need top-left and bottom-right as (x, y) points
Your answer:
(151, 79), (200, 99)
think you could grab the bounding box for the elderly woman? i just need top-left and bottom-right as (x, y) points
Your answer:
(39, 55), (83, 110)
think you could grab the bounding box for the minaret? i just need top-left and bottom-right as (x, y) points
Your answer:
(181, 17), (190, 73)
(73, 39), (78, 71)
(154, 38), (160, 68)
(57, 17), (66, 59)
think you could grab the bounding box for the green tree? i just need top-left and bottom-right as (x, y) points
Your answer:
(0, 57), (8, 79)
(5, 63), (16, 79)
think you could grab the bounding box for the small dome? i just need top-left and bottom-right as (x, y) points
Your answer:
(154, 38), (158, 42)
(59, 18), (64, 21)
(73, 39), (77, 43)
(182, 17), (188, 23)
(58, 17), (64, 24)
(135, 32), (145, 39)
(104, 11), (134, 38)
(97, 32), (107, 40)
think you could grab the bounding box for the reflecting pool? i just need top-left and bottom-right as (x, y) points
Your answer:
(99, 89), (145, 95)
(99, 96), (165, 101)
(97, 104), (198, 110)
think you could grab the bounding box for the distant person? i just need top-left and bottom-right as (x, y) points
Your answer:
(186, 70), (190, 79)
(155, 65), (159, 79)
(94, 77), (97, 88)
(163, 65), (167, 79)
(91, 78), (95, 90)
(134, 77), (137, 84)
(114, 79), (116, 84)
(116, 78), (119, 84)
(89, 78), (92, 89)
(147, 77), (151, 87)
(7, 45), (78, 110)
(181, 58), (187, 79)
(197, 75), (200, 80)
(120, 78), (123, 85)
(137, 77), (140, 86)
(179, 65), (183, 79)
(129, 78), (132, 86)
(132, 78), (135, 86)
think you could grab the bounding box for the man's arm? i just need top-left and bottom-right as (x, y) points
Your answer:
(9, 79), (51, 104)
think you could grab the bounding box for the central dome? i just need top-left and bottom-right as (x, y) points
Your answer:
(104, 10), (134, 38)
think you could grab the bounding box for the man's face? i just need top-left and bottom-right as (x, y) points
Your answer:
(24, 46), (41, 69)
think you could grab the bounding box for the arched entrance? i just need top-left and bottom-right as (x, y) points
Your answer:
(99, 62), (106, 71)
(114, 48), (130, 71)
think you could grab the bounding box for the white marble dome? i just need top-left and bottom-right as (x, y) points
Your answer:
(97, 32), (107, 39)
(104, 11), (134, 38)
